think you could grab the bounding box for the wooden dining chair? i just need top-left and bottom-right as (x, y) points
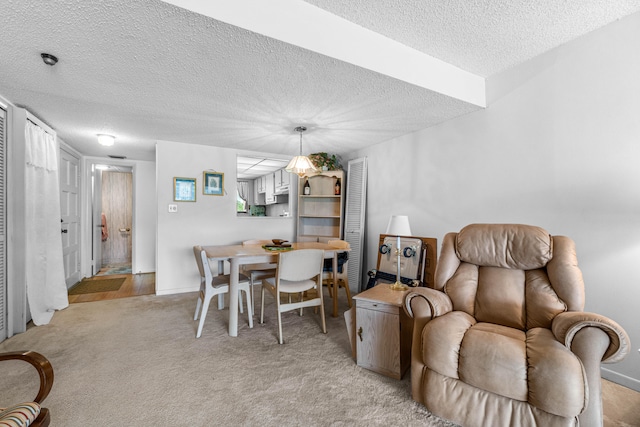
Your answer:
(322, 239), (353, 308)
(260, 249), (326, 344)
(241, 239), (277, 316)
(193, 245), (253, 338)
(0, 351), (53, 426)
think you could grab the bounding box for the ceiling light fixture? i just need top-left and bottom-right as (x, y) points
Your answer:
(285, 126), (319, 177)
(97, 134), (116, 146)
(40, 53), (58, 66)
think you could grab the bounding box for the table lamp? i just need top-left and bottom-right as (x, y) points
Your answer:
(386, 215), (412, 291)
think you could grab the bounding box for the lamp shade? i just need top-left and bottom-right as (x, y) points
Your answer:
(386, 215), (412, 236)
(285, 155), (318, 177)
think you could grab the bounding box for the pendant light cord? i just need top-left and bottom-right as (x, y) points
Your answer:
(299, 130), (303, 155)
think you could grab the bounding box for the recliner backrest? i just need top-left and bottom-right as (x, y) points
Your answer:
(435, 224), (585, 330)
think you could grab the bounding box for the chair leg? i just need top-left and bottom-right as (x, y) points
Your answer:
(327, 280), (334, 298)
(342, 278), (353, 308)
(299, 292), (304, 316)
(260, 286), (266, 324)
(194, 290), (204, 320)
(249, 275), (256, 318)
(196, 293), (212, 338)
(217, 293), (225, 310)
(239, 290), (244, 314)
(244, 288), (253, 328)
(318, 285), (327, 334)
(277, 301), (284, 344)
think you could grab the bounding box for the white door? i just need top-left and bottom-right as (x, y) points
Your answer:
(92, 167), (103, 276)
(59, 147), (81, 288)
(344, 158), (367, 293)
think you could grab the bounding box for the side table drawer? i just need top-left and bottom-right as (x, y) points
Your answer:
(356, 299), (397, 314)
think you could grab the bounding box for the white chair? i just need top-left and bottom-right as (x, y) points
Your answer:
(260, 249), (326, 344)
(322, 239), (353, 308)
(241, 239), (277, 315)
(193, 245), (253, 338)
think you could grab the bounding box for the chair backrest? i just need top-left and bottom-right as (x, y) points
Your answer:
(323, 240), (349, 273)
(277, 249), (324, 282)
(193, 245), (212, 283)
(327, 239), (350, 249)
(435, 224), (585, 331)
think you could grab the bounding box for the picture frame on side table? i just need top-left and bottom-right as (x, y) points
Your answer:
(174, 177), (196, 202)
(203, 171), (224, 196)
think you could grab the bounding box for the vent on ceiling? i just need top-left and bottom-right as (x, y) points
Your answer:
(108, 155), (127, 159)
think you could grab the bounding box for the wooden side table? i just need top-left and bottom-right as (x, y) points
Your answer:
(352, 284), (413, 379)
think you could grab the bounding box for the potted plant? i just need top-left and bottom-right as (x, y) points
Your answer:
(308, 152), (341, 171)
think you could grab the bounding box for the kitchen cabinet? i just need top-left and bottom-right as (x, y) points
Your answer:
(255, 175), (266, 193)
(265, 172), (276, 204)
(275, 168), (290, 193)
(296, 171), (344, 242)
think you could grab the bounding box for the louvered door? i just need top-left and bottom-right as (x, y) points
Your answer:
(344, 158), (367, 293)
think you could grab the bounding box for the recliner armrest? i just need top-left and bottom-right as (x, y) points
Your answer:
(404, 287), (453, 320)
(0, 351), (54, 404)
(552, 311), (630, 363)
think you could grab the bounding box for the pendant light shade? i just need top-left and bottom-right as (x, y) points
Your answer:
(285, 126), (319, 177)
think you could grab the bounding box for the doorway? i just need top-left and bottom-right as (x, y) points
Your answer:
(93, 165), (133, 276)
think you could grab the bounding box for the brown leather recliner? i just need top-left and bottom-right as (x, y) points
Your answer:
(404, 224), (630, 427)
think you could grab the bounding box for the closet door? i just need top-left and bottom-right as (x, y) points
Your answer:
(0, 108), (6, 341)
(344, 157), (367, 293)
(60, 146), (81, 288)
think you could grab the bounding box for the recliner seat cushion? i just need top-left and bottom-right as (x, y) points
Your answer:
(421, 314), (587, 418)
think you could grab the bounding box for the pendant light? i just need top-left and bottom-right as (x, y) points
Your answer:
(285, 126), (319, 177)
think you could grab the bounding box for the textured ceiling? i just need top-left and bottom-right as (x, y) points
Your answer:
(1, 1), (638, 162)
(303, 0), (640, 76)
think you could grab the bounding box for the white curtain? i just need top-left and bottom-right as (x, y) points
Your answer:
(25, 121), (68, 325)
(237, 180), (249, 203)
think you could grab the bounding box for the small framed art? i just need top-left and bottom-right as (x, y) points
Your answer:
(203, 172), (224, 196)
(174, 177), (196, 202)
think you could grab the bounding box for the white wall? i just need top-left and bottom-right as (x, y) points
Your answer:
(133, 160), (156, 273)
(155, 140), (295, 295)
(349, 12), (640, 390)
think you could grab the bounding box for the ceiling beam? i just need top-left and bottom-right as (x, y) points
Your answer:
(162, 0), (486, 107)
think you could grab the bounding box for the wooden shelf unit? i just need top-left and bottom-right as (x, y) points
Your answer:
(297, 171), (344, 242)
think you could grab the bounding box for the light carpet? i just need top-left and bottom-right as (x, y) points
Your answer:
(0, 292), (458, 427)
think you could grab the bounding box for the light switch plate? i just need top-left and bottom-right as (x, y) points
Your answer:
(168, 204), (178, 213)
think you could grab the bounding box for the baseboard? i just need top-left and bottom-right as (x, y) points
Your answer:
(601, 367), (640, 392)
(156, 287), (198, 296)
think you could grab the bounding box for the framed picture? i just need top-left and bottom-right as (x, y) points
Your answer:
(203, 171), (224, 196)
(174, 177), (196, 202)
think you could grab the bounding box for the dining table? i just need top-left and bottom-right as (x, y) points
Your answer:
(202, 241), (350, 337)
